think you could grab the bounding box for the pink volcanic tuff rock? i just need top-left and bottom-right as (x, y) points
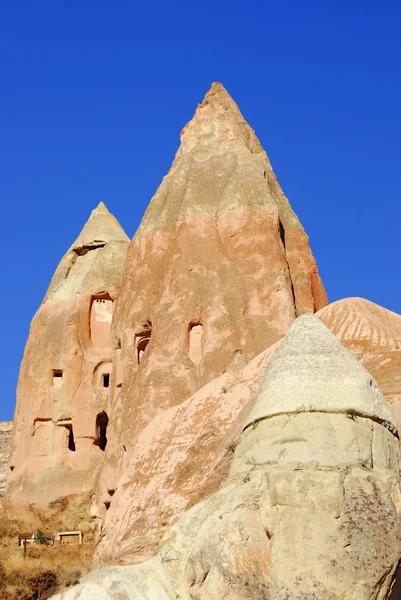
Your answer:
(6, 203), (129, 507)
(317, 297), (401, 432)
(95, 298), (401, 565)
(101, 82), (326, 512)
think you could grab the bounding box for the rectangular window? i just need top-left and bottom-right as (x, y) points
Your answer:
(53, 370), (63, 386)
(102, 374), (110, 388)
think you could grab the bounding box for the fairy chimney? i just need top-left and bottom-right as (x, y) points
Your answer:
(104, 83), (327, 493)
(6, 203), (129, 506)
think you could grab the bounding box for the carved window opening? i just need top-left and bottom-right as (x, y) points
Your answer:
(102, 374), (110, 388)
(65, 425), (76, 452)
(9, 466), (15, 472)
(94, 411), (109, 451)
(90, 293), (114, 347)
(134, 321), (152, 365)
(53, 370), (63, 387)
(188, 321), (203, 366)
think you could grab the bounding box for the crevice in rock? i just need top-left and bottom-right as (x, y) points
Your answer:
(388, 560), (401, 599)
(244, 410), (399, 439)
(277, 218), (296, 309)
(278, 219), (286, 250)
(73, 241), (107, 256)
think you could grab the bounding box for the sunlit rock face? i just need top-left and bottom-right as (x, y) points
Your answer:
(52, 315), (401, 600)
(0, 422), (11, 494)
(92, 297), (401, 567)
(100, 82), (326, 535)
(318, 297), (401, 433)
(6, 203), (129, 506)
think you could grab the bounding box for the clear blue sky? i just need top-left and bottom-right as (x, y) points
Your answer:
(1, 1), (400, 421)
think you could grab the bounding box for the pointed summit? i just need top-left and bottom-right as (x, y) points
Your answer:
(178, 81), (264, 157)
(45, 203), (129, 303)
(245, 314), (396, 430)
(71, 202), (129, 251)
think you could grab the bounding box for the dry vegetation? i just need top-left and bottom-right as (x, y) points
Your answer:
(0, 494), (97, 599)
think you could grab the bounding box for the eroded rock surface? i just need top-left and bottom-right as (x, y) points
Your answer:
(318, 297), (401, 432)
(6, 203), (129, 507)
(53, 316), (401, 599)
(102, 81), (326, 520)
(0, 422), (11, 494)
(95, 297), (401, 565)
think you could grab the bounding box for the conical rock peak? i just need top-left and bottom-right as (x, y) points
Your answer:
(245, 314), (396, 430)
(71, 201), (129, 250)
(179, 82), (264, 157)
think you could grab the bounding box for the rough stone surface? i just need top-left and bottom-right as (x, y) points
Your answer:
(52, 316), (401, 600)
(0, 422), (12, 494)
(102, 81), (326, 522)
(6, 203), (129, 507)
(245, 313), (396, 428)
(95, 298), (401, 566)
(318, 297), (401, 433)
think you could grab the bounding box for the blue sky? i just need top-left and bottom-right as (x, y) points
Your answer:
(1, 1), (400, 420)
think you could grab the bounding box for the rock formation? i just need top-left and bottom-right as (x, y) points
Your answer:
(6, 82), (401, 600)
(6, 203), (129, 506)
(101, 81), (326, 514)
(0, 422), (12, 494)
(52, 315), (401, 599)
(94, 297), (401, 565)
(318, 297), (401, 431)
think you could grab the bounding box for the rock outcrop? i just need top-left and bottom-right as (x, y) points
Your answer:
(318, 297), (401, 431)
(94, 297), (401, 565)
(0, 423), (11, 494)
(101, 81), (326, 513)
(6, 203), (129, 506)
(53, 315), (401, 599)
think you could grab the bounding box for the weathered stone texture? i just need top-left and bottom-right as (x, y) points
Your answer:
(6, 203), (129, 507)
(95, 298), (401, 566)
(0, 422), (11, 494)
(53, 316), (401, 600)
(102, 82), (326, 516)
(318, 297), (401, 432)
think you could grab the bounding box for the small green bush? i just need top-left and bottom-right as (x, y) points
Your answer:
(36, 531), (48, 545)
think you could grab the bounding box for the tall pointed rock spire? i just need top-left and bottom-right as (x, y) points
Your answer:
(7, 204), (129, 507)
(45, 203), (129, 303)
(102, 83), (328, 511)
(71, 201), (129, 250)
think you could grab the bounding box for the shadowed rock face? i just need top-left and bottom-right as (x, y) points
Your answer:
(52, 315), (401, 600)
(6, 203), (130, 506)
(102, 82), (326, 508)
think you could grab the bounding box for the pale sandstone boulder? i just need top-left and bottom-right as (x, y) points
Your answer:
(103, 81), (326, 520)
(53, 315), (401, 599)
(6, 203), (129, 507)
(95, 297), (401, 565)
